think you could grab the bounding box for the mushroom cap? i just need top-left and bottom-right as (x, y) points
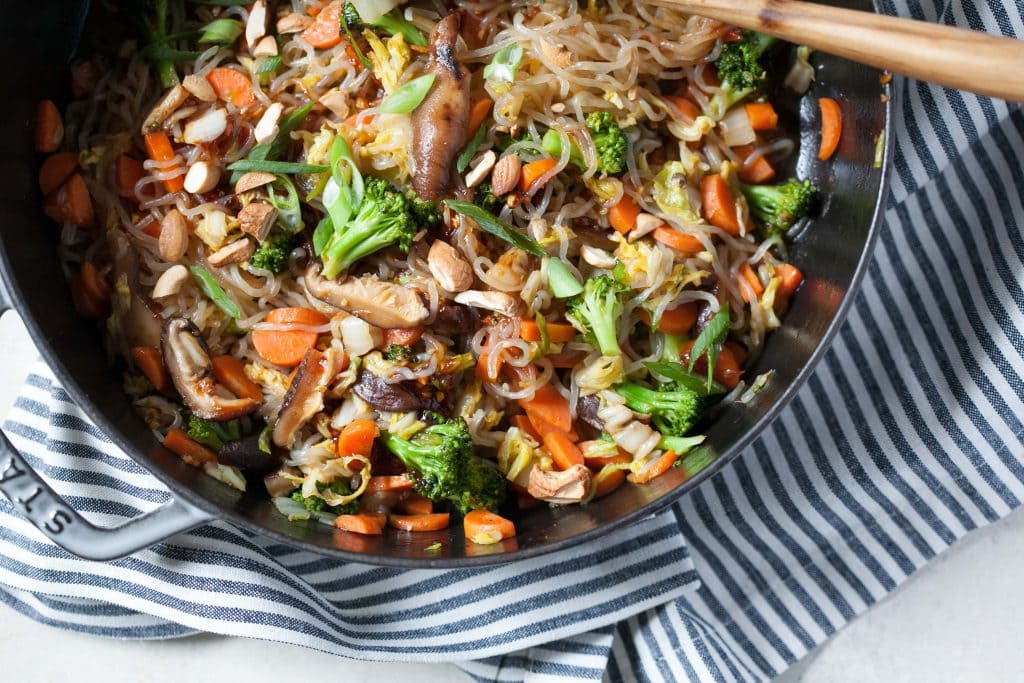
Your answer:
(272, 347), (334, 448)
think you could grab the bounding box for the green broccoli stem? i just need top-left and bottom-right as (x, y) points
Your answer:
(321, 222), (397, 279)
(541, 130), (586, 169)
(591, 316), (622, 357)
(660, 434), (705, 454)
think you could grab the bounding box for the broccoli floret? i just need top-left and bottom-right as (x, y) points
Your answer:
(320, 176), (416, 279)
(384, 344), (415, 362)
(291, 480), (359, 514)
(566, 275), (630, 357)
(540, 112), (628, 175)
(741, 178), (816, 237)
(341, 2), (427, 47)
(408, 196), (442, 231)
(712, 31), (777, 114)
(473, 181), (503, 214)
(380, 416), (506, 513)
(249, 231), (295, 273)
(186, 414), (241, 451)
(614, 382), (702, 437)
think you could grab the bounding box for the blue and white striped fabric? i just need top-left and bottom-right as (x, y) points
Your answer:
(2, 0), (1023, 678)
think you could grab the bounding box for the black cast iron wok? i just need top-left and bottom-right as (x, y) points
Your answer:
(0, 0), (891, 567)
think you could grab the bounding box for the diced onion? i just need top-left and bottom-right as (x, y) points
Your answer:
(349, 0), (402, 22)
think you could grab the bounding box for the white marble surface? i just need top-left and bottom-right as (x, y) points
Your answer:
(1, 309), (1021, 682)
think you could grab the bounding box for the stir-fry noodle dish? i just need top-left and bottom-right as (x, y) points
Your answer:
(34, 0), (830, 542)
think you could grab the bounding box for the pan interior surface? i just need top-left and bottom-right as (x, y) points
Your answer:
(0, 0), (890, 567)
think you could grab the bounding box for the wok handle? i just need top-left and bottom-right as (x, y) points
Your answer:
(0, 429), (213, 561)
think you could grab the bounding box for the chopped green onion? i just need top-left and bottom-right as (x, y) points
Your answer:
(140, 45), (202, 62)
(266, 175), (304, 233)
(190, 266), (243, 320)
(231, 101), (315, 183)
(198, 18), (243, 45)
(534, 311), (550, 355)
(256, 54), (282, 86)
(546, 258), (584, 298)
(687, 302), (730, 388)
(483, 43), (524, 84)
(226, 160), (329, 174)
(312, 218), (333, 257)
(643, 361), (725, 396)
(340, 8), (372, 69)
(444, 200), (546, 258)
(371, 10), (428, 47)
(379, 74), (436, 114)
(258, 425), (273, 454)
(457, 124), (486, 174)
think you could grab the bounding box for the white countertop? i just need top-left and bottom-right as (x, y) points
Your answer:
(1, 310), (1021, 682)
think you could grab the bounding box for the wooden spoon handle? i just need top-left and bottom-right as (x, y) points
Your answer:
(651, 0), (1024, 101)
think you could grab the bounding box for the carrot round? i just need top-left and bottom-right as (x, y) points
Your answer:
(115, 155), (146, 201)
(388, 512), (450, 532)
(775, 263), (804, 301)
(738, 262), (765, 303)
(382, 326), (425, 347)
(251, 307), (328, 367)
(628, 450), (680, 484)
(132, 346), (170, 394)
(79, 262), (109, 309)
(663, 95), (701, 121)
(366, 475), (415, 493)
(517, 383), (572, 434)
(396, 493), (433, 515)
(700, 173), (741, 235)
(211, 355), (263, 402)
(520, 157), (558, 193)
(336, 418), (379, 457)
(543, 430), (584, 471)
(652, 226), (703, 254)
(35, 99), (63, 153)
(143, 132), (185, 193)
(680, 339), (742, 390)
(608, 194), (641, 234)
(464, 509), (516, 544)
(733, 145), (776, 184)
(52, 174), (94, 229)
(163, 427), (218, 467)
(38, 152), (78, 196)
(592, 467), (627, 498)
(206, 67), (257, 108)
(335, 513), (385, 535)
(818, 97), (842, 161)
(744, 102), (778, 131)
(639, 302), (699, 335)
(467, 98), (494, 135)
(301, 1), (343, 48)
(519, 318), (576, 343)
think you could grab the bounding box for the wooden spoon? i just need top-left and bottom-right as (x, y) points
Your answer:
(651, 0), (1024, 101)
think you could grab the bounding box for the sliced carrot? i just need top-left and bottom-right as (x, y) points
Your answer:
(733, 144), (776, 184)
(355, 510), (389, 528)
(163, 427), (218, 467)
(530, 413), (578, 441)
(725, 341), (748, 365)
(738, 262), (765, 303)
(79, 262), (109, 310)
(211, 355), (263, 402)
(464, 509), (516, 544)
(744, 102), (778, 131)
(206, 67), (257, 108)
(115, 155), (145, 201)
(388, 513), (450, 532)
(628, 450), (679, 484)
(680, 339), (742, 390)
(517, 383), (572, 434)
(593, 467), (627, 498)
(543, 430), (584, 471)
(520, 157), (558, 193)
(336, 418), (379, 457)
(608, 194), (641, 234)
(475, 352), (502, 383)
(545, 350), (586, 369)
(818, 97), (842, 161)
(700, 173), (741, 235)
(510, 414), (542, 441)
(652, 226), (704, 254)
(143, 132), (185, 193)
(519, 318), (576, 344)
(775, 263), (804, 303)
(69, 278), (108, 320)
(467, 98), (493, 135)
(301, 1), (343, 49)
(663, 95), (701, 121)
(35, 99), (63, 153)
(251, 307), (328, 367)
(50, 174), (94, 229)
(396, 493), (433, 515)
(335, 513), (385, 535)
(639, 302), (699, 335)
(132, 346), (169, 393)
(38, 152), (78, 196)
(366, 475), (415, 493)
(383, 326), (425, 347)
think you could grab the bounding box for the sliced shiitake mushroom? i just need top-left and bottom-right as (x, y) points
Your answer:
(272, 347), (335, 448)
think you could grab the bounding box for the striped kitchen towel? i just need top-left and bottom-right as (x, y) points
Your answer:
(3, 0), (1024, 678)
